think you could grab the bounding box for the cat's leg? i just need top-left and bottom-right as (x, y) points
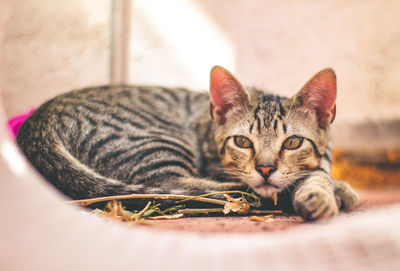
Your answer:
(292, 170), (339, 221)
(158, 176), (246, 196)
(333, 180), (359, 210)
(179, 177), (246, 192)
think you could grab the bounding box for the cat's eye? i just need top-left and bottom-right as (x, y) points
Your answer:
(234, 136), (252, 148)
(282, 136), (303, 150)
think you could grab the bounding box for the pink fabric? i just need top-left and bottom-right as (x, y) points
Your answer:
(7, 109), (36, 140)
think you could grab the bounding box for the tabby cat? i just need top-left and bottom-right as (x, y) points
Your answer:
(17, 66), (358, 221)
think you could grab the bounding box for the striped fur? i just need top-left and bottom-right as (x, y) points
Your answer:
(17, 67), (358, 220)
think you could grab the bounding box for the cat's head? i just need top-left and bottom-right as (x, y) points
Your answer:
(209, 66), (336, 198)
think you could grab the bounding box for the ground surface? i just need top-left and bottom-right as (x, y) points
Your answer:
(138, 189), (400, 233)
(85, 149), (400, 233)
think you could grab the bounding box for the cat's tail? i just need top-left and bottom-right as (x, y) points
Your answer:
(16, 122), (147, 203)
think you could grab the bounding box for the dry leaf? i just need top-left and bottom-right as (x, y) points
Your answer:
(249, 215), (274, 222)
(95, 200), (152, 223)
(223, 194), (250, 215)
(102, 201), (133, 222)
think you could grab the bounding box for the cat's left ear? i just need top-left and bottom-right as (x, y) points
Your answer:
(294, 68), (337, 128)
(209, 66), (250, 125)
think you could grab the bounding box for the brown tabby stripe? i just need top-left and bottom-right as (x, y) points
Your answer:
(219, 136), (232, 155)
(148, 131), (192, 146)
(128, 160), (196, 181)
(323, 153), (332, 163)
(278, 102), (286, 116)
(151, 92), (169, 103)
(101, 121), (123, 131)
(109, 113), (146, 129)
(282, 123), (287, 134)
(316, 167), (328, 174)
(134, 147), (195, 167)
(249, 122), (254, 134)
(256, 117), (262, 133)
(306, 138), (323, 158)
(111, 146), (195, 171)
(77, 129), (98, 155)
(114, 103), (154, 124)
(83, 99), (109, 107)
(87, 134), (121, 161)
(127, 136), (195, 157)
(137, 95), (156, 108)
(184, 93), (192, 114)
(161, 88), (180, 102)
(98, 149), (126, 167)
(82, 114), (97, 126)
(116, 103), (182, 131)
(323, 145), (332, 163)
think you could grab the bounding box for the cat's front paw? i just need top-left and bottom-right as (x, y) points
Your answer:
(334, 180), (359, 210)
(293, 187), (339, 221)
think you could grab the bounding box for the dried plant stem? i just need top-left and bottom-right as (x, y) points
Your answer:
(134, 201), (151, 221)
(248, 209), (283, 215)
(178, 208), (283, 216)
(147, 214), (184, 220)
(71, 193), (227, 207)
(272, 192), (278, 206)
(177, 190), (259, 205)
(178, 208), (225, 215)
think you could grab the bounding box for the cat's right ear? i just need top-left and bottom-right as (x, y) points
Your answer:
(209, 66), (249, 125)
(296, 68), (337, 128)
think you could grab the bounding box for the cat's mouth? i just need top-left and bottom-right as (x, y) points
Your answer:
(255, 179), (280, 189)
(251, 175), (282, 198)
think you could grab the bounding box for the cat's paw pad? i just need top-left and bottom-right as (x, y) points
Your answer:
(294, 188), (339, 221)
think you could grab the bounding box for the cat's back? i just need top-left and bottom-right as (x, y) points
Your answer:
(56, 85), (210, 122)
(17, 86), (211, 186)
(24, 85), (210, 133)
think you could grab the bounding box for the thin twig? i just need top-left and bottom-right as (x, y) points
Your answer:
(178, 208), (283, 216)
(71, 193), (227, 207)
(133, 201), (152, 221)
(248, 209), (283, 215)
(178, 208), (225, 215)
(147, 214), (184, 220)
(176, 190), (261, 207)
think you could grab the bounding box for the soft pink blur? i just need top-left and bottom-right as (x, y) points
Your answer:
(7, 108), (35, 140)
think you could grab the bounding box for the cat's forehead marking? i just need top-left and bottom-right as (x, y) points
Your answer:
(246, 101), (286, 153)
(252, 100), (285, 136)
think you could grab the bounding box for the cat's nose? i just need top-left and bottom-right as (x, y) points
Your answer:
(256, 165), (276, 177)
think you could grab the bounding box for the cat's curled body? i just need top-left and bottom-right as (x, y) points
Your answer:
(17, 66), (358, 221)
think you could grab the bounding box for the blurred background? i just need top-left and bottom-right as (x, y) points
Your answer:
(1, 0), (400, 188)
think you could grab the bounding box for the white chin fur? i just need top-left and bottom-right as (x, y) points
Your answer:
(253, 185), (280, 198)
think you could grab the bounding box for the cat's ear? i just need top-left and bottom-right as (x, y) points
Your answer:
(294, 68), (337, 128)
(209, 66), (249, 124)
